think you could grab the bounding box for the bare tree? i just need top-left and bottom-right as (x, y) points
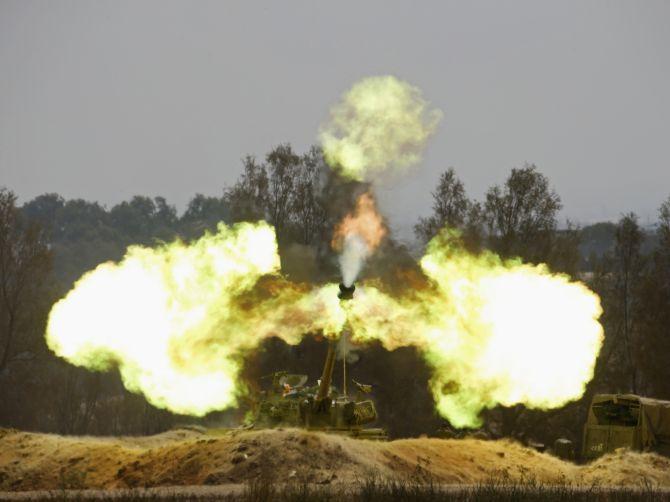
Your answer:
(462, 202), (486, 252)
(659, 196), (670, 259)
(612, 213), (644, 393)
(225, 155), (268, 223)
(638, 196), (670, 396)
(55, 367), (100, 435)
(292, 146), (328, 245)
(415, 168), (470, 243)
(265, 144), (300, 237)
(484, 164), (562, 264)
(0, 188), (52, 374)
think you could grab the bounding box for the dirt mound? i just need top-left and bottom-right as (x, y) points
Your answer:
(577, 448), (670, 486)
(1, 427), (669, 492)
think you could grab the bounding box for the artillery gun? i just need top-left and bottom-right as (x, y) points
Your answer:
(251, 283), (387, 440)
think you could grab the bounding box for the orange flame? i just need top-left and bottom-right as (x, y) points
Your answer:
(332, 192), (387, 252)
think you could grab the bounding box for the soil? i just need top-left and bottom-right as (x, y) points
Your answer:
(1, 427), (669, 492)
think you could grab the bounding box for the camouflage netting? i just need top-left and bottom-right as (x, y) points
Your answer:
(589, 394), (670, 450)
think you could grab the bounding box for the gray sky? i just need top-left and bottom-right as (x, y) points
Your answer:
(1, 0), (669, 241)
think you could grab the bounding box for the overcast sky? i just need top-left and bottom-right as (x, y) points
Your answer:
(1, 0), (669, 240)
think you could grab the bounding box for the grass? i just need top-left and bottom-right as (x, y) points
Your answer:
(6, 477), (669, 502)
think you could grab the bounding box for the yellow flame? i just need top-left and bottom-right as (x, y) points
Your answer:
(46, 222), (345, 416)
(348, 229), (604, 428)
(46, 221), (603, 426)
(320, 76), (442, 181)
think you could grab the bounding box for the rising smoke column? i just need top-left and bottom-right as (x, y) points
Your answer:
(331, 192), (387, 286)
(319, 75), (442, 181)
(347, 230), (604, 428)
(46, 222), (346, 416)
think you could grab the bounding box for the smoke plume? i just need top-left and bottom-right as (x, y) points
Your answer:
(319, 75), (442, 181)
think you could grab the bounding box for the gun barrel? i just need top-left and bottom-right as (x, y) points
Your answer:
(316, 282), (355, 401)
(317, 340), (337, 401)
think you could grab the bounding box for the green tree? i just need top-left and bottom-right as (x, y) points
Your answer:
(110, 196), (154, 241)
(110, 196), (178, 242)
(55, 199), (116, 242)
(152, 196), (179, 238)
(32, 198), (122, 284)
(21, 193), (65, 232)
(180, 194), (230, 238)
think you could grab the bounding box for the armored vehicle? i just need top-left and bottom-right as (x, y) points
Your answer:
(583, 393), (670, 459)
(251, 284), (387, 440)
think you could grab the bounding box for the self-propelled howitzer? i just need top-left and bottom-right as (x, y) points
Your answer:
(250, 283), (387, 439)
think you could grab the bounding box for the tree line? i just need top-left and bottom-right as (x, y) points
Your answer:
(1, 143), (669, 448)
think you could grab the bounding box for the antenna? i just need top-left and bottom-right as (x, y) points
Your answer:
(337, 282), (355, 399)
(342, 330), (348, 398)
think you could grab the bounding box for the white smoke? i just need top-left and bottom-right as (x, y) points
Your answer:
(338, 234), (370, 287)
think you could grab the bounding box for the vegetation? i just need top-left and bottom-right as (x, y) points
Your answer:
(1, 143), (669, 457)
(14, 477), (670, 501)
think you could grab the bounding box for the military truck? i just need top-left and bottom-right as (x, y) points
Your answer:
(250, 283), (387, 440)
(582, 393), (670, 459)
